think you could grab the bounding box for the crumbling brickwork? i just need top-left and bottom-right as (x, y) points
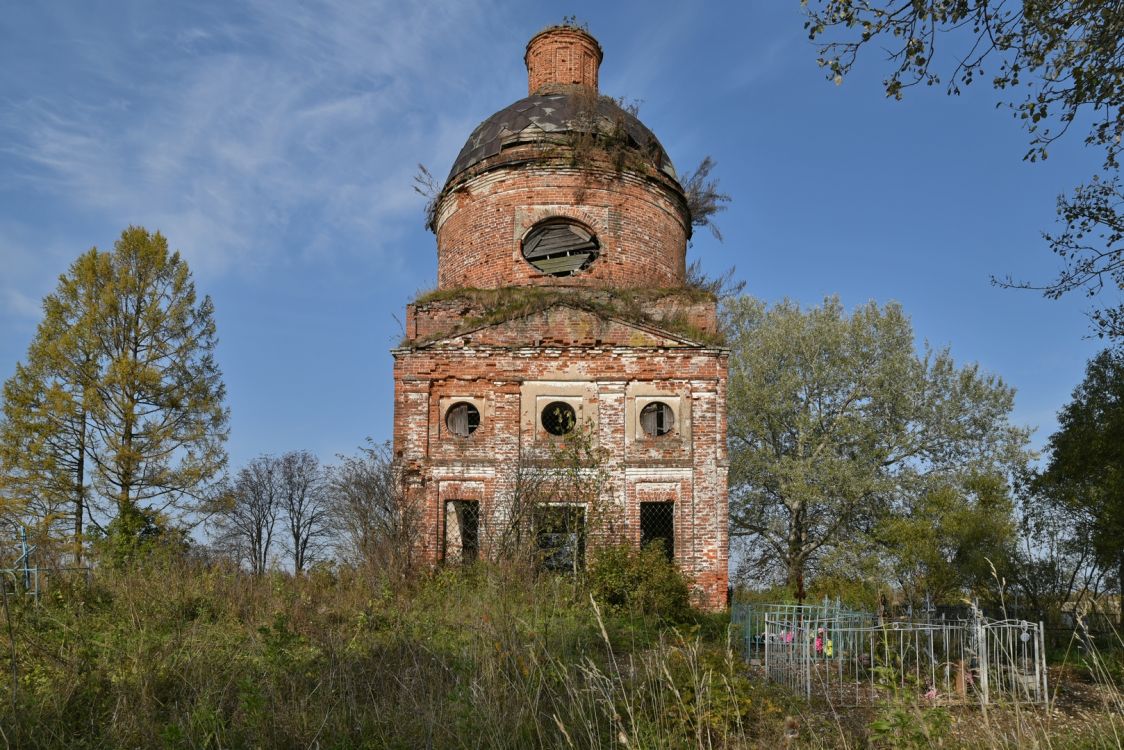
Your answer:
(392, 25), (729, 609)
(436, 164), (690, 290)
(525, 25), (603, 95)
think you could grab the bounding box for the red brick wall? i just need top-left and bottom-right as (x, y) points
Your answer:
(392, 319), (730, 610)
(525, 26), (603, 95)
(434, 160), (690, 290)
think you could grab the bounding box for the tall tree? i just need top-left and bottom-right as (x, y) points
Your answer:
(0, 227), (228, 550)
(0, 250), (107, 558)
(279, 450), (330, 572)
(725, 296), (1029, 600)
(802, 1), (1124, 339)
(1037, 348), (1124, 625)
(86, 227), (228, 526)
(210, 455), (281, 575)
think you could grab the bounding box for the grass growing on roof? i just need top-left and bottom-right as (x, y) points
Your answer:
(407, 286), (724, 347)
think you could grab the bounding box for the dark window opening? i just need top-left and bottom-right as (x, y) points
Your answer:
(535, 505), (586, 572)
(640, 502), (674, 561)
(522, 220), (600, 277)
(445, 402), (480, 437)
(444, 500), (480, 564)
(639, 401), (675, 437)
(541, 401), (577, 436)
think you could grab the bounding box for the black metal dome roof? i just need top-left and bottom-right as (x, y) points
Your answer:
(445, 90), (678, 185)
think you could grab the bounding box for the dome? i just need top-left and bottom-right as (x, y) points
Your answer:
(430, 26), (691, 292)
(445, 90), (678, 187)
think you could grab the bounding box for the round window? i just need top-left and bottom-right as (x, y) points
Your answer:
(639, 402), (674, 437)
(445, 402), (480, 437)
(522, 219), (600, 277)
(541, 401), (577, 436)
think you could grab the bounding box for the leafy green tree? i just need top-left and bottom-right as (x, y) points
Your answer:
(802, 1), (1124, 339)
(725, 296), (1028, 600)
(875, 472), (1015, 610)
(1037, 348), (1124, 625)
(0, 227), (228, 551)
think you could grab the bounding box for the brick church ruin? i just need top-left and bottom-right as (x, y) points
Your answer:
(392, 24), (729, 608)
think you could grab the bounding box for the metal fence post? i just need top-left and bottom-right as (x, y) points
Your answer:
(977, 618), (989, 706)
(1039, 620), (1048, 708)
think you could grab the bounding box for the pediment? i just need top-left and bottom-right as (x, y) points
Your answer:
(414, 302), (706, 349)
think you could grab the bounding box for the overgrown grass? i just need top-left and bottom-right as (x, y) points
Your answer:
(0, 555), (792, 749)
(1, 553), (1121, 749)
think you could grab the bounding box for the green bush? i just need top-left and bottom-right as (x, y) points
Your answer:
(90, 505), (190, 568)
(868, 701), (952, 750)
(587, 542), (693, 622)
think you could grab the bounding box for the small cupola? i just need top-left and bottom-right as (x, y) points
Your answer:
(524, 24), (603, 95)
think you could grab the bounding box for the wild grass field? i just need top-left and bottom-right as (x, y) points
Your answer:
(0, 549), (1121, 749)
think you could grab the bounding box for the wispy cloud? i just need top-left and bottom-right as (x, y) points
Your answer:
(0, 216), (74, 312)
(2, 288), (40, 320)
(725, 30), (803, 91)
(0, 0), (496, 282)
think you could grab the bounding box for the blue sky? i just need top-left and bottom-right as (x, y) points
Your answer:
(0, 1), (1107, 473)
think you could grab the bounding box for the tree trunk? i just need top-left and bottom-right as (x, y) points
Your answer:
(119, 385), (137, 519)
(74, 409), (85, 565)
(786, 503), (807, 603)
(292, 524), (305, 573)
(786, 557), (807, 604)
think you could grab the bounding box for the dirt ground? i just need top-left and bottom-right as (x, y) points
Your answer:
(944, 665), (1122, 747)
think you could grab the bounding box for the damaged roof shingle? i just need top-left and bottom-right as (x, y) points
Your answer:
(445, 91), (677, 185)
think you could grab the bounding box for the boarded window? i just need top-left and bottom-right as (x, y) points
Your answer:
(541, 401), (577, 436)
(522, 220), (600, 276)
(535, 505), (586, 572)
(640, 501), (674, 561)
(639, 401), (674, 437)
(444, 500), (480, 564)
(445, 402), (480, 437)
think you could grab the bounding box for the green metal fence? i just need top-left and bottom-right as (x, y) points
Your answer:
(730, 598), (874, 663)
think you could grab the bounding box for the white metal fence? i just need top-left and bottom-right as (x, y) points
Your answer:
(754, 607), (1047, 706)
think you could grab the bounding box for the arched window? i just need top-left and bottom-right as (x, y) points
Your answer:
(522, 219), (600, 276)
(445, 402), (480, 437)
